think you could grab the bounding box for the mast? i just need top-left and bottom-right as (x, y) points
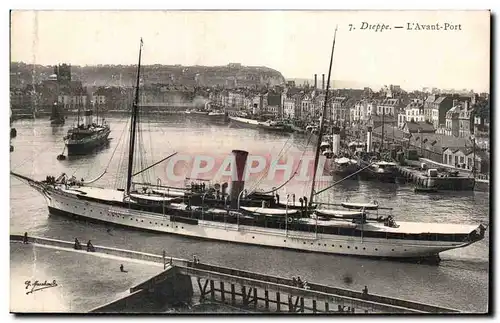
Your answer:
(126, 38), (143, 196)
(309, 27), (338, 205)
(381, 105), (385, 152)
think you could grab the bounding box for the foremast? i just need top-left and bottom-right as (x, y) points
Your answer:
(126, 38), (143, 196)
(309, 27), (338, 206)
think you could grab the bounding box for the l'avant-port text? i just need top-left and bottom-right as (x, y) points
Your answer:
(406, 22), (462, 31)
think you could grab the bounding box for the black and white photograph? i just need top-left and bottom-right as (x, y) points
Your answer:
(8, 9), (491, 314)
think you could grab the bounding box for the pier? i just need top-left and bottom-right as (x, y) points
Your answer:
(11, 234), (460, 314)
(396, 159), (475, 191)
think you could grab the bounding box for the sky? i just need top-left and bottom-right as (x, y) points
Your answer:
(10, 10), (490, 92)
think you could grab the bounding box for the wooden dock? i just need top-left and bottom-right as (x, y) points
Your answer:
(10, 234), (461, 314)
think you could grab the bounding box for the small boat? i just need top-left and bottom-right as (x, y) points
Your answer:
(240, 206), (299, 216)
(276, 200), (318, 209)
(258, 120), (286, 132)
(414, 187), (439, 193)
(315, 209), (365, 218)
(152, 188), (186, 197)
(341, 201), (379, 210)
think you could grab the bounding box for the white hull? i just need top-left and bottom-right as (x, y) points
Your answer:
(42, 187), (473, 260)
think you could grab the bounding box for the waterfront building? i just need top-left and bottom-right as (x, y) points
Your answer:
(331, 96), (349, 123)
(283, 96), (296, 119)
(401, 99), (425, 128)
(430, 96), (454, 128)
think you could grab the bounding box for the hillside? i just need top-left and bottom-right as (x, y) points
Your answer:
(10, 62), (286, 88)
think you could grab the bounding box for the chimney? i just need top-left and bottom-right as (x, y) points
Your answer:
(322, 74), (325, 90)
(229, 150), (249, 209)
(332, 126), (341, 156)
(314, 74), (317, 90)
(366, 126), (373, 153)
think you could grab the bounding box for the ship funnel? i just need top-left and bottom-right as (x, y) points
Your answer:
(84, 110), (93, 126)
(314, 74), (318, 89)
(332, 126), (341, 156)
(366, 126), (373, 153)
(230, 150), (249, 209)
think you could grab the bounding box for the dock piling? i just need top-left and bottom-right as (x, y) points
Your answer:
(231, 283), (236, 305)
(220, 282), (225, 303)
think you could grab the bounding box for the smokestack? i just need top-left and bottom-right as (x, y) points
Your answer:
(84, 109), (93, 126)
(314, 74), (318, 90)
(322, 74), (325, 90)
(366, 126), (373, 153)
(230, 150), (249, 209)
(332, 126), (341, 156)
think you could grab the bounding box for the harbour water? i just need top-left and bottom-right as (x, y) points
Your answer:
(9, 115), (490, 313)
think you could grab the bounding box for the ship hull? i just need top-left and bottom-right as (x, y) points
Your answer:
(358, 169), (398, 183)
(229, 116), (260, 128)
(330, 163), (361, 178)
(42, 187), (471, 260)
(65, 129), (111, 155)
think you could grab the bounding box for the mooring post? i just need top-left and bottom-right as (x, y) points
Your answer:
(220, 282), (225, 303)
(312, 299), (316, 313)
(210, 280), (215, 300)
(241, 286), (248, 307)
(264, 290), (269, 310)
(325, 301), (329, 312)
(162, 250), (166, 269)
(231, 284), (236, 305)
(276, 292), (281, 312)
(253, 288), (258, 309)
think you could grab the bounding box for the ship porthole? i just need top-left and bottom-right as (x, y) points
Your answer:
(355, 247), (358, 250)
(332, 245), (335, 247)
(252, 236), (255, 239)
(391, 249), (394, 252)
(347, 246), (350, 249)
(181, 227), (184, 229)
(404, 249), (407, 251)
(340, 245), (342, 248)
(284, 240), (286, 242)
(363, 247), (366, 250)
(375, 248), (378, 251)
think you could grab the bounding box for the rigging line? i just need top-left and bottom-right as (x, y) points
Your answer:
(131, 152), (178, 177)
(245, 138), (292, 193)
(314, 161), (376, 196)
(251, 131), (315, 195)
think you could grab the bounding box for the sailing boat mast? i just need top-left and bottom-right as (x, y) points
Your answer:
(309, 27), (338, 205)
(126, 38), (144, 196)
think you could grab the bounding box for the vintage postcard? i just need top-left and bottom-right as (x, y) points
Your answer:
(9, 10), (490, 314)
